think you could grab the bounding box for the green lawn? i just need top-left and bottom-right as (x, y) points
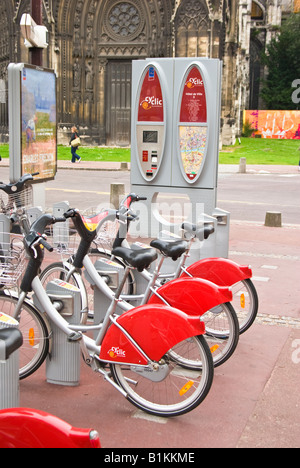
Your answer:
(1, 137), (299, 165)
(219, 137), (300, 165)
(56, 145), (131, 162)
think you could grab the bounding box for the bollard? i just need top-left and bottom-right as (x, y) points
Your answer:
(91, 258), (127, 332)
(0, 314), (23, 409)
(33, 279), (82, 386)
(110, 183), (125, 209)
(46, 280), (82, 386)
(239, 157), (246, 173)
(120, 162), (128, 171)
(265, 211), (282, 227)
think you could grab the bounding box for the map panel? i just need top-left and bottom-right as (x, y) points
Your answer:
(179, 126), (207, 180)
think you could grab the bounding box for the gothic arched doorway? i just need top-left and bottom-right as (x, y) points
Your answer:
(106, 60), (132, 146)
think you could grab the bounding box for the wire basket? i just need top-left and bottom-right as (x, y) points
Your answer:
(0, 234), (27, 289)
(83, 206), (121, 253)
(0, 186), (33, 216)
(94, 217), (120, 252)
(46, 208), (120, 258)
(46, 224), (79, 256)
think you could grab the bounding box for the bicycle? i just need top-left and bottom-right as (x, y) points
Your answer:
(0, 174), (136, 380)
(4, 211), (215, 417)
(40, 207), (239, 368)
(0, 174), (53, 379)
(99, 192), (259, 334)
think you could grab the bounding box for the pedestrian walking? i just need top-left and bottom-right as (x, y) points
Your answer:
(70, 126), (81, 163)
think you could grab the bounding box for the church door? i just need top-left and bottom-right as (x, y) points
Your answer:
(106, 61), (132, 146)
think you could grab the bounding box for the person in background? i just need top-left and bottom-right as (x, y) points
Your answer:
(70, 126), (81, 163)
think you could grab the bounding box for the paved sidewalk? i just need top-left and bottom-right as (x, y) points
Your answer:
(1, 157), (299, 174)
(19, 218), (300, 449)
(57, 161), (300, 175)
(2, 157), (300, 448)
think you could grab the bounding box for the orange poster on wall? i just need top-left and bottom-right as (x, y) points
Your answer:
(244, 110), (300, 139)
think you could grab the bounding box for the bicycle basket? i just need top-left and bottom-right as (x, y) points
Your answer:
(0, 186), (33, 215)
(79, 207), (120, 253)
(0, 234), (27, 288)
(94, 217), (119, 252)
(47, 223), (79, 256)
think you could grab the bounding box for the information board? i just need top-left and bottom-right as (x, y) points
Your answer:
(8, 63), (57, 183)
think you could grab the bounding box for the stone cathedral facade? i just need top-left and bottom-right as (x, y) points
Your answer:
(0, 0), (296, 146)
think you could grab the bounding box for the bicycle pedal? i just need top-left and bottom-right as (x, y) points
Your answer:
(67, 331), (83, 342)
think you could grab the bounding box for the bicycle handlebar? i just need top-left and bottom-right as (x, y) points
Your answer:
(119, 193), (147, 210)
(25, 214), (66, 255)
(30, 213), (66, 236)
(0, 173), (39, 195)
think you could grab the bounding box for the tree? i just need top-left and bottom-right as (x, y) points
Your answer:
(261, 13), (300, 110)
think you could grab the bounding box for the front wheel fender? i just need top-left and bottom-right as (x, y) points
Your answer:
(99, 304), (205, 365)
(148, 277), (232, 316)
(181, 257), (252, 286)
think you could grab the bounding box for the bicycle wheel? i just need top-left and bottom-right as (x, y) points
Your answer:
(39, 261), (82, 289)
(202, 302), (239, 367)
(0, 290), (50, 379)
(231, 279), (258, 334)
(110, 335), (214, 417)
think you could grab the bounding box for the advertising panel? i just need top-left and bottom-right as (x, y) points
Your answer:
(135, 64), (166, 181)
(8, 63), (57, 183)
(244, 110), (300, 139)
(138, 67), (164, 122)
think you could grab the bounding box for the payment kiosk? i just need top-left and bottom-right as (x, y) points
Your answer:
(130, 58), (229, 260)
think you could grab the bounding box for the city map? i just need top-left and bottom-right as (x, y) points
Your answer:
(179, 126), (207, 180)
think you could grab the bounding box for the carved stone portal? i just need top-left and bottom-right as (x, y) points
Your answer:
(0, 0), (287, 146)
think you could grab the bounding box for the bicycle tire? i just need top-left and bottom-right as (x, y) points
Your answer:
(231, 278), (259, 334)
(0, 290), (50, 379)
(110, 334), (214, 417)
(203, 302), (239, 367)
(67, 251), (239, 367)
(39, 261), (82, 289)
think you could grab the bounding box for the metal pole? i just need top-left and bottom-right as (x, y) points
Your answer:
(30, 0), (43, 66)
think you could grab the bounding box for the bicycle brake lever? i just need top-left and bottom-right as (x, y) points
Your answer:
(31, 240), (39, 259)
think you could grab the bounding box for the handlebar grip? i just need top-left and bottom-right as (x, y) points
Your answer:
(40, 238), (54, 252)
(64, 208), (78, 219)
(54, 216), (68, 223)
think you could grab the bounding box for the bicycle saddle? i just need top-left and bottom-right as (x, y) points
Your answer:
(150, 239), (188, 261)
(112, 246), (157, 272)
